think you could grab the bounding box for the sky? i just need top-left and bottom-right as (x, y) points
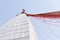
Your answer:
(0, 0), (60, 40)
(0, 0), (60, 26)
(30, 17), (60, 40)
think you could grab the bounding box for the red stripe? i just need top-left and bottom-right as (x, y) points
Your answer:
(26, 11), (60, 18)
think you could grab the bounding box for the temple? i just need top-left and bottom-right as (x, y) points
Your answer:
(0, 10), (60, 40)
(0, 10), (38, 40)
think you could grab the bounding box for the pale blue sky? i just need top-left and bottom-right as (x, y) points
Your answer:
(0, 0), (60, 26)
(0, 0), (60, 40)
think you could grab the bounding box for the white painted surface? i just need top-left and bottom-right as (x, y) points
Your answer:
(0, 14), (38, 40)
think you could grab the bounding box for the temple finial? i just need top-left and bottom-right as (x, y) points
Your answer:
(21, 9), (26, 14)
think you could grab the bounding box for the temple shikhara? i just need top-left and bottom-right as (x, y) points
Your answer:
(0, 9), (60, 40)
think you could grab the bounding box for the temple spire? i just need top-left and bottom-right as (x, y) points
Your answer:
(16, 9), (26, 16)
(21, 9), (26, 14)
